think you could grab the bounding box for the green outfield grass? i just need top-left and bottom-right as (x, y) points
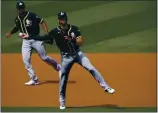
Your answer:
(1, 1), (156, 53)
(1, 107), (157, 112)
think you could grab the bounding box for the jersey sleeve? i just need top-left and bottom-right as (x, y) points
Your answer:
(15, 18), (19, 27)
(11, 18), (19, 34)
(34, 13), (44, 24)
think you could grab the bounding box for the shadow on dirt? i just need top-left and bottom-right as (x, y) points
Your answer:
(67, 104), (124, 109)
(39, 80), (76, 85)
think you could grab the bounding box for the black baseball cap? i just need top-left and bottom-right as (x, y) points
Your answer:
(58, 12), (68, 21)
(16, 1), (25, 10)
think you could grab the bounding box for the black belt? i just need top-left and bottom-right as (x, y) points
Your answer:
(61, 52), (77, 56)
(61, 49), (80, 56)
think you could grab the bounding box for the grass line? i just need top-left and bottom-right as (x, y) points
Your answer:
(1, 107), (157, 112)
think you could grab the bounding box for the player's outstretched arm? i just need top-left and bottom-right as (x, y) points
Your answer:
(20, 33), (53, 41)
(6, 18), (19, 38)
(5, 26), (19, 38)
(30, 34), (53, 41)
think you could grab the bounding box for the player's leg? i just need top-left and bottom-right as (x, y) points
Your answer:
(22, 40), (39, 85)
(32, 41), (61, 71)
(76, 51), (115, 93)
(59, 54), (75, 109)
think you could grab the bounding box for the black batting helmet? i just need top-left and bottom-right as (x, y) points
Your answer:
(58, 12), (68, 21)
(16, 1), (25, 10)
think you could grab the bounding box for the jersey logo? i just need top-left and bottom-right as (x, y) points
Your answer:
(61, 12), (64, 15)
(71, 32), (75, 39)
(19, 2), (23, 6)
(36, 16), (39, 18)
(26, 19), (32, 27)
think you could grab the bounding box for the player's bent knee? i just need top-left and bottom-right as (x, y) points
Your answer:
(86, 66), (95, 72)
(40, 55), (48, 61)
(61, 69), (67, 74)
(89, 68), (96, 76)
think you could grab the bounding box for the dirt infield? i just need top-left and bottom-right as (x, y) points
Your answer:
(1, 53), (156, 107)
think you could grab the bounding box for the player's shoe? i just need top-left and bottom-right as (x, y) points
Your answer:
(105, 88), (115, 94)
(60, 105), (66, 110)
(25, 79), (39, 85)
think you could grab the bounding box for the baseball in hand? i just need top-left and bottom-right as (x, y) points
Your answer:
(19, 33), (29, 38)
(19, 33), (23, 37)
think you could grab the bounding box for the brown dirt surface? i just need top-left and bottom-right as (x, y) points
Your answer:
(1, 53), (157, 107)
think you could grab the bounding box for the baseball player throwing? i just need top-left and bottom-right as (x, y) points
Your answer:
(21, 12), (115, 109)
(5, 1), (61, 85)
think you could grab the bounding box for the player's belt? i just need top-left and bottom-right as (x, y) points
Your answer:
(61, 52), (77, 56)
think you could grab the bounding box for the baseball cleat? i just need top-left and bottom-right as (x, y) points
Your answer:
(60, 105), (66, 110)
(25, 79), (39, 85)
(105, 88), (115, 94)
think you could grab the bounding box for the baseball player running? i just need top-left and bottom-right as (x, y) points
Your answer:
(5, 1), (61, 85)
(21, 12), (115, 109)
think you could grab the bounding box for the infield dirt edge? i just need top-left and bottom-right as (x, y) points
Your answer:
(1, 53), (157, 107)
